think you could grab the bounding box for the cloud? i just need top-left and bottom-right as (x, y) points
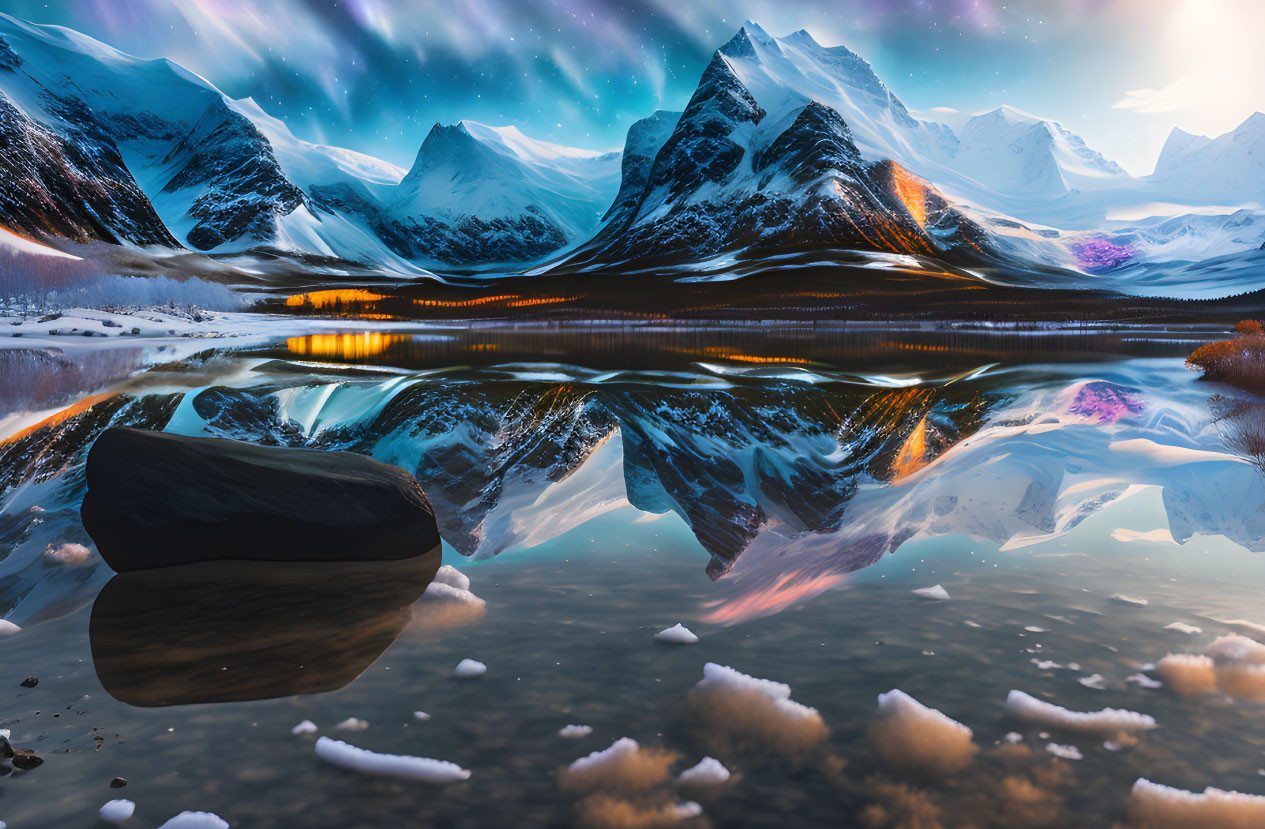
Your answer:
(1112, 82), (1194, 114)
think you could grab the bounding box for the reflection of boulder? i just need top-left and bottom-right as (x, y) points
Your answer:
(89, 549), (439, 706)
(81, 427), (440, 571)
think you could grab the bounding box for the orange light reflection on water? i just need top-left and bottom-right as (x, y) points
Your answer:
(286, 332), (412, 361)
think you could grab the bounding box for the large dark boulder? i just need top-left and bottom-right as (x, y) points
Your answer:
(81, 427), (439, 571)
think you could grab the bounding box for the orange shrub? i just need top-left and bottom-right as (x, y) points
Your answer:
(1187, 326), (1265, 394)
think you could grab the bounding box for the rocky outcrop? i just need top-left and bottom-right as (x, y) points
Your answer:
(80, 428), (439, 571)
(561, 33), (996, 272)
(160, 99), (309, 250)
(0, 90), (176, 246)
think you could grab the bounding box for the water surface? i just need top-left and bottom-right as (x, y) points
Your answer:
(1, 323), (1262, 827)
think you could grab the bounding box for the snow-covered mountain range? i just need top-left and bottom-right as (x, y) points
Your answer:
(0, 13), (620, 270)
(0, 13), (1261, 293)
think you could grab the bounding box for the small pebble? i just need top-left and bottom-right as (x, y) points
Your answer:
(20, 675), (37, 688)
(110, 777), (128, 788)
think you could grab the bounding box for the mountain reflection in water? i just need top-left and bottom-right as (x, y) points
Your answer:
(89, 549), (439, 706)
(1, 326), (1260, 630)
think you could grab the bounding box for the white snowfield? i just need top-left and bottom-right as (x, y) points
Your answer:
(315, 736), (471, 783)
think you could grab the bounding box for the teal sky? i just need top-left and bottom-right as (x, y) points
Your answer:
(2, 0), (1261, 175)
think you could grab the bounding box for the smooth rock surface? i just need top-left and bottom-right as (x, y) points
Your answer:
(81, 427), (439, 571)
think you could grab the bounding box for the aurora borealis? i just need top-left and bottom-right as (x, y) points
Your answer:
(3, 0), (1261, 175)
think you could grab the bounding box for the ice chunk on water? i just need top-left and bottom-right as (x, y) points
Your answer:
(334, 717), (368, 731)
(1126, 673), (1163, 689)
(422, 582), (486, 607)
(678, 756), (730, 786)
(1078, 673), (1107, 690)
(1004, 690), (1156, 736)
(0, 620), (19, 638)
(99, 800), (135, 823)
(315, 736), (471, 783)
(560, 737), (676, 792)
(558, 724), (593, 738)
(1130, 778), (1265, 826)
(654, 623), (699, 644)
(912, 584), (950, 601)
(1045, 742), (1083, 760)
(413, 711), (431, 721)
(156, 812), (229, 829)
(455, 659), (486, 678)
(1156, 654), (1217, 695)
(432, 565), (471, 592)
(291, 720), (318, 735)
(1111, 593), (1148, 607)
(871, 689), (976, 775)
(688, 663), (828, 754)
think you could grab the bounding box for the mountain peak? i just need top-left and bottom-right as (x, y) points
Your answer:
(719, 27), (757, 59)
(740, 20), (772, 40)
(784, 28), (821, 47)
(1237, 111), (1265, 133)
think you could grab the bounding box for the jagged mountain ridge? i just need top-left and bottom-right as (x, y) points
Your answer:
(0, 14), (621, 267)
(0, 13), (1259, 282)
(555, 27), (995, 271)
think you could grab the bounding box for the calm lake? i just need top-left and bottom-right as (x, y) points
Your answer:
(1, 323), (1263, 828)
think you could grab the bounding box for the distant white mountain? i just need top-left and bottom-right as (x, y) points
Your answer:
(953, 105), (1132, 198)
(391, 120), (620, 261)
(1150, 112), (1265, 203)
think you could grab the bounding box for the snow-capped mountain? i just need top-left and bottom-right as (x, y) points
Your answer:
(1149, 112), (1265, 203)
(0, 87), (175, 247)
(952, 106), (1132, 199)
(556, 24), (995, 271)
(713, 23), (958, 171)
(308, 120), (621, 267)
(0, 14), (621, 269)
(0, 12), (1260, 286)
